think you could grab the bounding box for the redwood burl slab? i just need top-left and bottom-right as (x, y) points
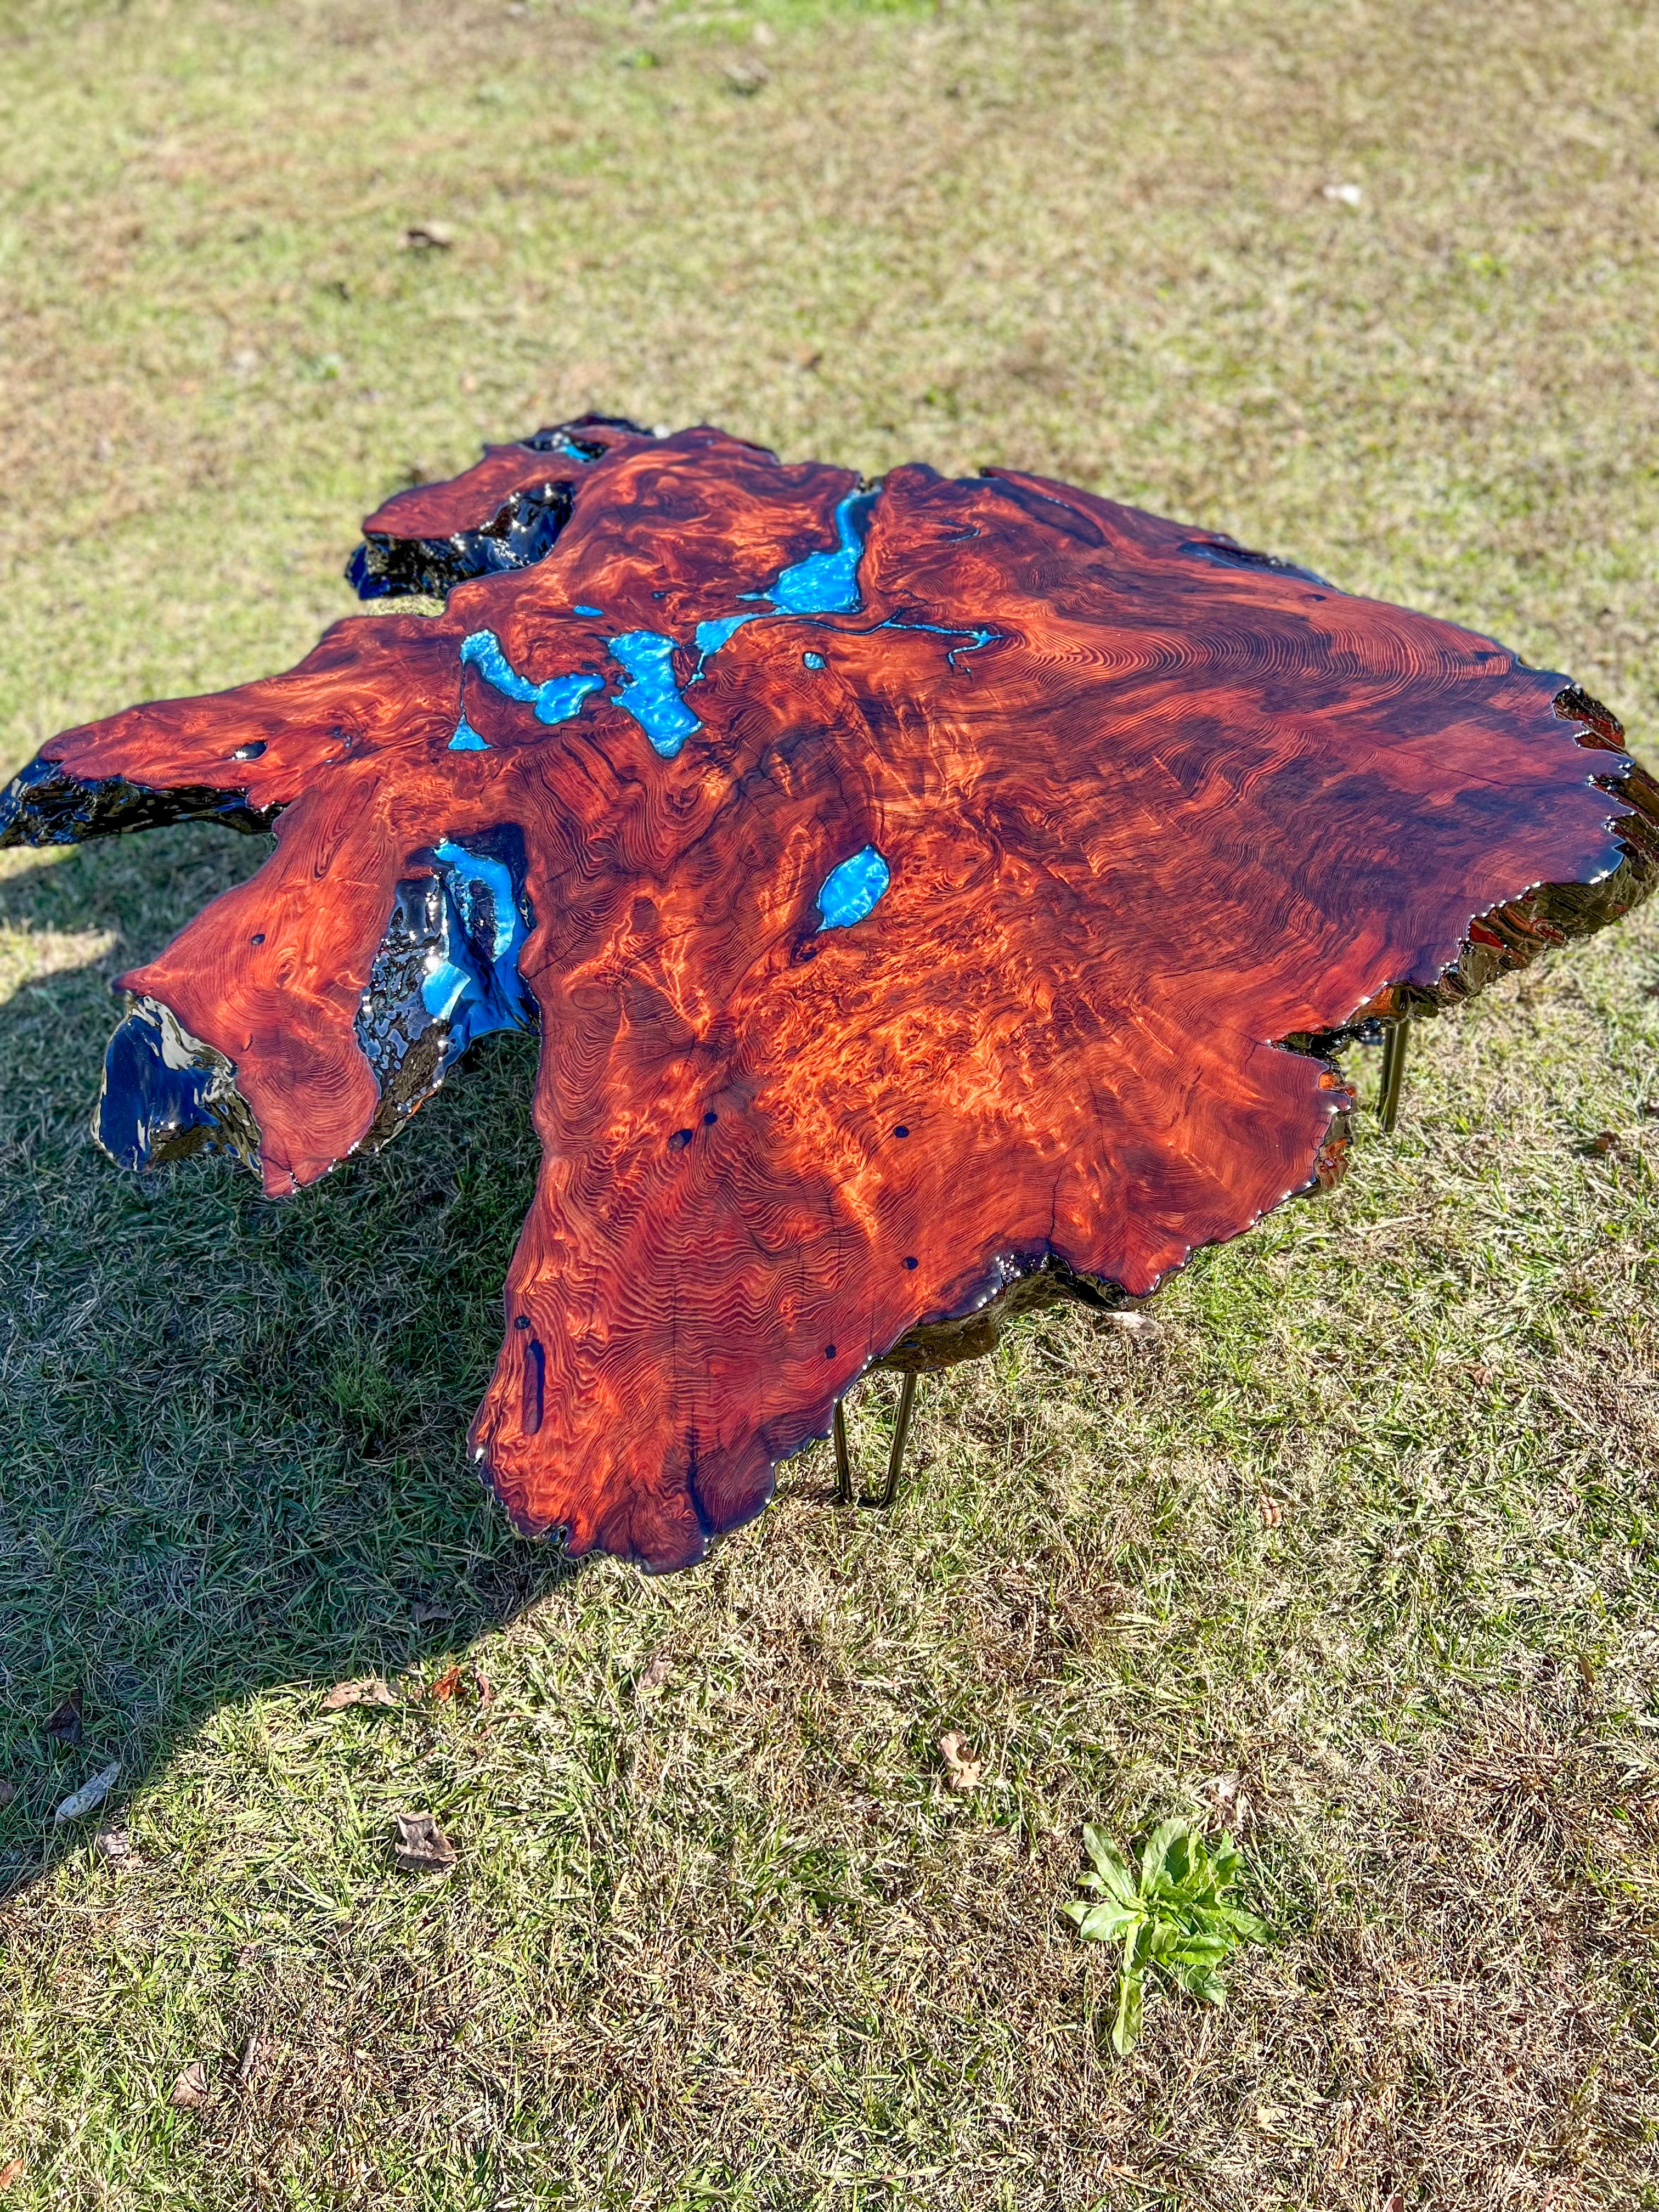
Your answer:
(5, 419), (1656, 1568)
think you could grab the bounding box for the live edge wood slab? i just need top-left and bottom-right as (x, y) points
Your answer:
(5, 417), (1657, 1570)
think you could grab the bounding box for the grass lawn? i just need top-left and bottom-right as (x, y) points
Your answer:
(4, 0), (1659, 2203)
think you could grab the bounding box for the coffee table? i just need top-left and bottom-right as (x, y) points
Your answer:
(5, 418), (1654, 1568)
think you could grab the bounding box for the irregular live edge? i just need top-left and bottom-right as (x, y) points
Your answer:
(347, 479), (579, 601)
(0, 753), (278, 847)
(0, 751), (278, 1182)
(874, 1075), (1355, 1376)
(10, 419), (1659, 1571)
(875, 1254), (1133, 1374)
(1287, 690), (1659, 1059)
(346, 414), (656, 602)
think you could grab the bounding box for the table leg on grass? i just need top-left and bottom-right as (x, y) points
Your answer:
(833, 1371), (920, 1509)
(1379, 1017), (1411, 1136)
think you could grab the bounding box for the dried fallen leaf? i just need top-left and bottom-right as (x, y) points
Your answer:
(394, 1811), (458, 1873)
(411, 1601), (452, 1628)
(44, 1687), (83, 1747)
(1590, 1129), (1624, 1155)
(1106, 1310), (1160, 1339)
(94, 1828), (131, 1862)
(938, 1731), (984, 1792)
(321, 1677), (396, 1711)
(0, 2157), (22, 2191)
(635, 1651), (674, 1700)
(171, 2061), (209, 2109)
(236, 2036), (262, 2089)
(403, 222), (454, 251)
(473, 1669), (495, 1706)
(1204, 1770), (1259, 1836)
(723, 61), (768, 94)
(1259, 1495), (1285, 1528)
(1323, 180), (1363, 206)
(429, 1664), (464, 1702)
(0, 1779), (16, 1810)
(54, 1760), (120, 1825)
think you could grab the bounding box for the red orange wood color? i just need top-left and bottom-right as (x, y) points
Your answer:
(4, 421), (1655, 1568)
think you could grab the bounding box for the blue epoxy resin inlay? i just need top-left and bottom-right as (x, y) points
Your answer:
(694, 614), (756, 661)
(761, 490), (877, 616)
(533, 672), (606, 723)
(422, 840), (534, 1054)
(608, 631), (700, 757)
(879, 617), (997, 670)
(574, 603), (602, 617)
(449, 714), (489, 752)
(460, 630), (603, 726)
(816, 844), (890, 930)
(804, 651), (826, 670)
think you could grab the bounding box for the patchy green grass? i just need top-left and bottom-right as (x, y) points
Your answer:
(4, 0), (1659, 2203)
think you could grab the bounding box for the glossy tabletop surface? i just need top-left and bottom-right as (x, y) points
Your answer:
(4, 418), (1654, 1568)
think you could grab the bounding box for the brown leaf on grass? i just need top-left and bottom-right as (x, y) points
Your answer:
(0, 1780), (16, 1810)
(403, 222), (454, 251)
(1259, 1495), (1285, 1528)
(1204, 1770), (1260, 1836)
(170, 2061), (209, 2108)
(321, 1677), (396, 1711)
(635, 1650), (674, 1700)
(0, 2157), (23, 2191)
(94, 1827), (131, 1861)
(1589, 1129), (1624, 1155)
(938, 1732), (984, 1792)
(1107, 1310), (1160, 1340)
(393, 1811), (457, 1873)
(235, 2036), (261, 2089)
(429, 1664), (495, 1705)
(411, 1601), (452, 1628)
(44, 1687), (83, 1746)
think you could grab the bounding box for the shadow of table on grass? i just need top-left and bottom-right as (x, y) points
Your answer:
(0, 827), (583, 1900)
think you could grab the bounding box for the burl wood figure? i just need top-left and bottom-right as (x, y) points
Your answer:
(4, 418), (1655, 1568)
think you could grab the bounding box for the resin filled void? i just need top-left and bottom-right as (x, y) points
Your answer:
(816, 845), (890, 929)
(3, 416), (1656, 1573)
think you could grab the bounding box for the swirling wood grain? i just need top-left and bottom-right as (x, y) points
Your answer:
(4, 420), (1654, 1568)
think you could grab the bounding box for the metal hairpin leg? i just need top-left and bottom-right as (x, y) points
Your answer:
(833, 1370), (919, 1509)
(1379, 1017), (1410, 1135)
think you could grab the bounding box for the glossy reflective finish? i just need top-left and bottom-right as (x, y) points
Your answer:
(4, 419), (1656, 1570)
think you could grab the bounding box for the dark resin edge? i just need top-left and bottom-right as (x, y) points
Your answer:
(347, 479), (578, 602)
(0, 755), (278, 848)
(347, 415), (657, 603)
(1287, 689), (1659, 1058)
